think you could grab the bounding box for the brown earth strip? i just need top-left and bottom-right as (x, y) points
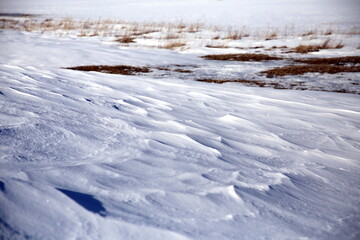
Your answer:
(294, 56), (360, 65)
(196, 78), (358, 94)
(115, 36), (136, 43)
(262, 64), (360, 77)
(172, 69), (193, 73)
(201, 53), (283, 61)
(66, 65), (151, 75)
(173, 64), (199, 68)
(197, 78), (268, 87)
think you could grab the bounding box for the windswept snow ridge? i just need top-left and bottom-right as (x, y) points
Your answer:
(0, 30), (359, 239)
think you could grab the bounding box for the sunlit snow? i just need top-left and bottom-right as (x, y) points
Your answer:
(0, 1), (359, 240)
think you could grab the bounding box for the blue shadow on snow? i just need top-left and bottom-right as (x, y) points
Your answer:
(0, 181), (5, 192)
(57, 188), (107, 217)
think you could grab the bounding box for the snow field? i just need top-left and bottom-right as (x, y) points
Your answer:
(1, 0), (360, 238)
(0, 30), (360, 239)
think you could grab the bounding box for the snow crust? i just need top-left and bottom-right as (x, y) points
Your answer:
(1, 30), (359, 239)
(1, 1), (360, 239)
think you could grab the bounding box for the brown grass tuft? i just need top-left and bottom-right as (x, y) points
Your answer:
(261, 64), (360, 77)
(225, 27), (248, 40)
(293, 39), (344, 53)
(66, 65), (151, 75)
(302, 31), (315, 36)
(197, 78), (266, 87)
(294, 56), (360, 65)
(324, 28), (333, 36)
(265, 32), (277, 40)
(202, 53), (283, 61)
(161, 41), (186, 49)
(115, 36), (136, 43)
(172, 69), (193, 73)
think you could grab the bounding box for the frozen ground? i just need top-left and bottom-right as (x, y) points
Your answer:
(1, 1), (360, 240)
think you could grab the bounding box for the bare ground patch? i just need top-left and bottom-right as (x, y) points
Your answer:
(66, 65), (151, 75)
(262, 64), (360, 77)
(196, 78), (358, 94)
(65, 57), (359, 94)
(202, 53), (283, 61)
(115, 36), (136, 44)
(172, 69), (193, 73)
(197, 78), (268, 87)
(196, 78), (311, 90)
(294, 56), (360, 65)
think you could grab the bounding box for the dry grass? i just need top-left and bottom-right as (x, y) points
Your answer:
(163, 28), (183, 39)
(265, 31), (277, 40)
(115, 36), (136, 43)
(202, 53), (283, 61)
(262, 64), (360, 77)
(196, 78), (299, 89)
(301, 31), (315, 37)
(172, 69), (193, 73)
(1, 16), (358, 53)
(225, 27), (247, 40)
(0, 18), (19, 28)
(197, 78), (357, 94)
(294, 56), (360, 65)
(161, 41), (186, 49)
(197, 78), (266, 87)
(66, 65), (151, 75)
(293, 39), (344, 53)
(187, 22), (204, 33)
(324, 27), (334, 36)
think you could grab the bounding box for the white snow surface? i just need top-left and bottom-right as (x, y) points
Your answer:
(1, 1), (360, 240)
(1, 0), (359, 29)
(1, 30), (359, 240)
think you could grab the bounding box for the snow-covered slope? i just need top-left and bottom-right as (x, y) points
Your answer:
(1, 0), (360, 239)
(1, 31), (359, 240)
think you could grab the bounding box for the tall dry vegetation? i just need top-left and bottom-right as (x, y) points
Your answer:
(293, 39), (344, 53)
(1, 17), (358, 51)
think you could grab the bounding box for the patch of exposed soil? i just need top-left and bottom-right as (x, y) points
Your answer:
(294, 56), (360, 65)
(115, 37), (136, 44)
(65, 60), (359, 94)
(197, 78), (270, 87)
(202, 53), (283, 61)
(155, 65), (196, 73)
(66, 65), (151, 75)
(172, 69), (193, 73)
(196, 78), (358, 94)
(261, 64), (360, 77)
(173, 64), (199, 68)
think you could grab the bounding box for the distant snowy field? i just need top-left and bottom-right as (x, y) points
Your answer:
(1, 1), (360, 240)
(1, 0), (360, 29)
